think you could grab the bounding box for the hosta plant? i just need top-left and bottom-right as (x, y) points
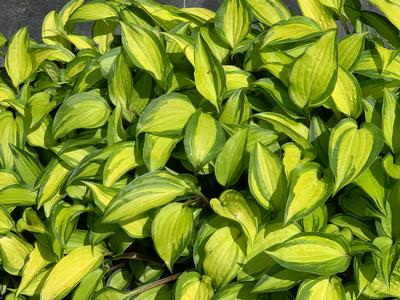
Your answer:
(1, 0), (400, 299)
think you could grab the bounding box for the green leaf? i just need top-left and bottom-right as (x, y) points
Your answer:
(338, 33), (366, 71)
(329, 118), (384, 194)
(10, 145), (43, 185)
(220, 89), (251, 125)
(210, 190), (257, 246)
(215, 0), (252, 49)
(254, 112), (312, 149)
(121, 22), (170, 86)
(0, 111), (19, 169)
(330, 66), (362, 118)
(289, 30), (338, 108)
(143, 133), (180, 171)
(175, 271), (214, 300)
(266, 232), (351, 275)
(215, 128), (248, 186)
(369, 0), (400, 30)
(247, 0), (290, 26)
(5, 27), (33, 87)
(152, 202), (193, 271)
(103, 141), (140, 186)
(353, 158), (389, 213)
(382, 89), (400, 154)
(52, 91), (111, 140)
(184, 110), (225, 171)
(194, 34), (226, 112)
(17, 241), (54, 296)
(103, 171), (198, 224)
(137, 92), (196, 136)
(262, 16), (323, 47)
(203, 226), (246, 288)
(0, 204), (14, 235)
(297, 0), (337, 30)
(248, 142), (286, 212)
(40, 245), (105, 300)
(0, 184), (37, 207)
(296, 276), (345, 300)
(68, 2), (117, 22)
(0, 233), (33, 275)
(284, 162), (333, 224)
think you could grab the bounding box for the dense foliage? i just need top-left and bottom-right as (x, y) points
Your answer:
(1, 0), (400, 299)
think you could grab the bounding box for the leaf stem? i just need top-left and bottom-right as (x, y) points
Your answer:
(112, 252), (162, 264)
(128, 273), (181, 297)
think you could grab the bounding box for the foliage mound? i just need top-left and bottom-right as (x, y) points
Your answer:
(1, 0), (400, 299)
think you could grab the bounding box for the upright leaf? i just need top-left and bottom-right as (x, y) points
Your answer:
(329, 118), (384, 194)
(289, 30), (338, 108)
(152, 203), (193, 271)
(194, 34), (226, 112)
(215, 0), (252, 49)
(248, 142), (286, 212)
(121, 22), (170, 85)
(5, 27), (33, 87)
(184, 111), (225, 171)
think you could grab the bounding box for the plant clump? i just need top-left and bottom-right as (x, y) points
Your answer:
(0, 0), (400, 299)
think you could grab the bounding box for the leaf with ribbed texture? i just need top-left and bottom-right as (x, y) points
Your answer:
(0, 111), (19, 169)
(220, 89), (251, 125)
(289, 30), (338, 108)
(215, 0), (252, 49)
(329, 118), (384, 194)
(262, 16), (322, 47)
(194, 34), (226, 112)
(16, 241), (54, 296)
(353, 158), (389, 213)
(68, 2), (117, 22)
(297, 0), (337, 30)
(103, 171), (198, 224)
(108, 52), (133, 113)
(266, 232), (351, 275)
(284, 162), (333, 224)
(103, 141), (140, 186)
(338, 33), (366, 70)
(0, 233), (33, 275)
(152, 202), (193, 271)
(0, 184), (37, 207)
(37, 158), (71, 207)
(84, 182), (153, 239)
(162, 32), (195, 65)
(296, 276), (345, 300)
(175, 271), (214, 300)
(248, 142), (286, 212)
(247, 0), (290, 26)
(40, 245), (105, 300)
(50, 203), (88, 250)
(121, 22), (170, 86)
(369, 0), (400, 30)
(143, 133), (180, 171)
(5, 27), (33, 87)
(382, 89), (400, 154)
(203, 226), (246, 288)
(0, 204), (14, 234)
(184, 110), (225, 171)
(52, 91), (111, 140)
(215, 128), (248, 186)
(254, 112), (311, 149)
(10, 145), (42, 185)
(137, 92), (196, 137)
(330, 66), (362, 118)
(210, 190), (257, 246)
